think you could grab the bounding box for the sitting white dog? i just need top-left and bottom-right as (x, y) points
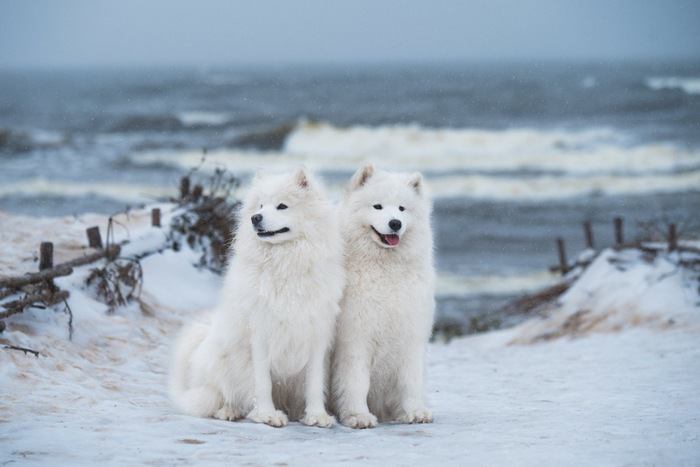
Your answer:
(169, 169), (343, 428)
(332, 165), (435, 428)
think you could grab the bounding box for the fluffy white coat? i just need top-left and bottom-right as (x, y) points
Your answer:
(169, 169), (344, 427)
(332, 165), (436, 428)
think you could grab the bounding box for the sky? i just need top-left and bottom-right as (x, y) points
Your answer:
(1, 0), (699, 67)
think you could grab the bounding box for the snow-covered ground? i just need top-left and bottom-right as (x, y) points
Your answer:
(1, 207), (699, 466)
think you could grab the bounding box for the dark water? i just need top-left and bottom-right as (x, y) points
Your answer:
(2, 62), (700, 142)
(1, 62), (699, 330)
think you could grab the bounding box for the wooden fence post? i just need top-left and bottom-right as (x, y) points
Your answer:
(192, 184), (203, 202)
(180, 176), (191, 200)
(583, 220), (594, 249)
(614, 217), (624, 249)
(86, 226), (103, 249)
(151, 208), (161, 227)
(668, 224), (677, 252)
(556, 237), (568, 275)
(39, 242), (53, 271)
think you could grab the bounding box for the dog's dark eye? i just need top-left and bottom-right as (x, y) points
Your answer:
(276, 203), (288, 210)
(373, 204), (382, 210)
(399, 206), (405, 212)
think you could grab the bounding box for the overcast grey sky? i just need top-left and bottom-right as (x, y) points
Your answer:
(1, 0), (699, 67)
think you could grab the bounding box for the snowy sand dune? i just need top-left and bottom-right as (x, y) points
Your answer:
(1, 208), (699, 465)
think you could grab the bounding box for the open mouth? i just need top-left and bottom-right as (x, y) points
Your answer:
(257, 227), (290, 237)
(371, 226), (400, 247)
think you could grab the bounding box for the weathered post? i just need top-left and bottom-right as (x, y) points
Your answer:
(668, 224), (677, 252)
(151, 208), (161, 228)
(614, 217), (624, 249)
(180, 176), (191, 200)
(192, 184), (203, 202)
(86, 226), (103, 249)
(583, 220), (594, 249)
(39, 242), (53, 271)
(556, 237), (568, 275)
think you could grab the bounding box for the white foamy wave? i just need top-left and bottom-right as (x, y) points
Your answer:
(436, 270), (557, 297)
(127, 121), (700, 200)
(283, 122), (699, 174)
(132, 122), (700, 176)
(0, 178), (174, 203)
(646, 76), (700, 95)
(131, 146), (700, 200)
(176, 111), (231, 126)
(428, 170), (700, 200)
(28, 129), (65, 145)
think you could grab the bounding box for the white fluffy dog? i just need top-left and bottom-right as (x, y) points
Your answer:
(332, 165), (435, 428)
(169, 169), (343, 428)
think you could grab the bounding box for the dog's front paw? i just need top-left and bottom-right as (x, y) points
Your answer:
(302, 411), (336, 428)
(247, 409), (289, 427)
(341, 412), (378, 429)
(214, 406), (243, 421)
(398, 408), (433, 424)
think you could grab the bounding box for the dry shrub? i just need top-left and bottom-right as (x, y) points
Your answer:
(170, 167), (241, 274)
(85, 259), (143, 313)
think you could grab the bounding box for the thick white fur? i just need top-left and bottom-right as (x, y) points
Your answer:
(169, 169), (344, 428)
(332, 165), (436, 428)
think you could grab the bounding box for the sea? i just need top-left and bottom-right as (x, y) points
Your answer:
(1, 62), (699, 331)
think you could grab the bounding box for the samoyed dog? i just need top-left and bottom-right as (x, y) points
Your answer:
(332, 165), (435, 428)
(169, 168), (344, 428)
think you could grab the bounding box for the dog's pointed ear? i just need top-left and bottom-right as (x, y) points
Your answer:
(408, 172), (423, 195)
(349, 164), (374, 190)
(295, 167), (310, 189)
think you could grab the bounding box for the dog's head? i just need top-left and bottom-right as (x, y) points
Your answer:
(344, 164), (429, 249)
(243, 168), (323, 245)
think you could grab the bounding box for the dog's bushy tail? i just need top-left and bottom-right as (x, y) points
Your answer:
(168, 321), (220, 416)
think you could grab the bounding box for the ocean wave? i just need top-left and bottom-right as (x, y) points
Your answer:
(109, 112), (233, 133)
(0, 128), (65, 154)
(128, 145), (700, 200)
(283, 122), (700, 174)
(131, 120), (700, 176)
(646, 76), (700, 95)
(176, 111), (231, 126)
(109, 115), (186, 133)
(0, 178), (174, 203)
(428, 170), (700, 200)
(436, 270), (557, 297)
(229, 122), (296, 150)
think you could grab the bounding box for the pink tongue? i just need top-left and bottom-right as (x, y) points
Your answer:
(384, 234), (400, 246)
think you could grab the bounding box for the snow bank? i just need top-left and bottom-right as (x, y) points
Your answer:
(511, 247), (700, 344)
(1, 209), (699, 465)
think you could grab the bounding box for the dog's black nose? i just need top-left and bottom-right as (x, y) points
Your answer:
(389, 219), (402, 232)
(251, 214), (263, 226)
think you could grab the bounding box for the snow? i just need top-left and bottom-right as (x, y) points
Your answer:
(514, 248), (700, 343)
(1, 208), (699, 466)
